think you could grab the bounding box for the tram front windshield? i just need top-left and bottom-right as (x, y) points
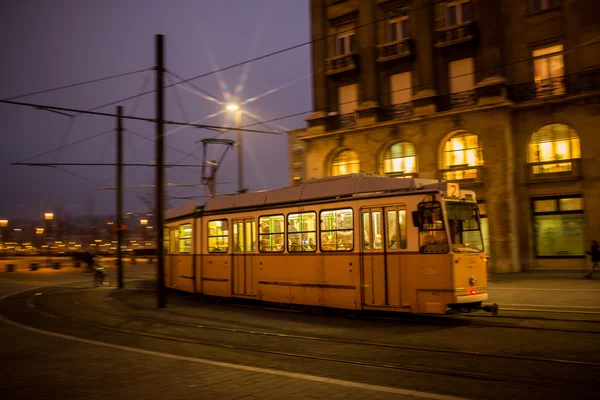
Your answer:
(446, 202), (484, 253)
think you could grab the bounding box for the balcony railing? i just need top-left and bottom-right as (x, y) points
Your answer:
(435, 21), (477, 47)
(437, 90), (477, 111)
(527, 158), (582, 182)
(509, 70), (600, 102)
(385, 102), (413, 120)
(325, 53), (359, 76)
(376, 38), (412, 63)
(334, 113), (357, 129)
(440, 164), (484, 183)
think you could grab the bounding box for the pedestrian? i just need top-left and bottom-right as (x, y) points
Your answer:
(84, 251), (95, 272)
(584, 240), (600, 279)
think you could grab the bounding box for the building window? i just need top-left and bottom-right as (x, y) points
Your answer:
(388, 16), (408, 42)
(532, 196), (585, 257)
(529, 0), (561, 13)
(331, 150), (360, 176)
(338, 83), (358, 128)
(533, 45), (565, 97)
(320, 208), (353, 251)
(287, 212), (317, 252)
(258, 215), (284, 252)
(336, 28), (355, 56)
(383, 141), (417, 176)
(449, 57), (476, 107)
(390, 72), (412, 105)
(207, 220), (228, 253)
(446, 0), (472, 26)
(178, 224), (192, 253)
(441, 131), (483, 180)
(529, 124), (580, 174)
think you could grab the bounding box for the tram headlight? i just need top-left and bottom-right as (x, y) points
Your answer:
(469, 275), (478, 287)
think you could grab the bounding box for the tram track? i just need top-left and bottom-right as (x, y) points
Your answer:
(13, 287), (597, 398)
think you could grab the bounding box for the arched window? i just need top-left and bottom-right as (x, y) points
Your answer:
(441, 131), (483, 180)
(528, 124), (580, 174)
(331, 150), (360, 176)
(383, 141), (417, 177)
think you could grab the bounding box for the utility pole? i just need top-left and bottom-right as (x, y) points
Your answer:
(236, 109), (244, 193)
(156, 34), (166, 308)
(116, 105), (124, 289)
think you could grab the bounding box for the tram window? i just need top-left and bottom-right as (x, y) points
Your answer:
(169, 228), (179, 254)
(287, 212), (317, 252)
(386, 209), (407, 250)
(233, 221), (243, 253)
(362, 212), (371, 250)
(446, 202), (483, 253)
(245, 221), (256, 252)
(417, 202), (449, 253)
(320, 208), (353, 251)
(208, 219), (229, 253)
(179, 224), (192, 253)
(258, 215), (284, 252)
(163, 228), (170, 251)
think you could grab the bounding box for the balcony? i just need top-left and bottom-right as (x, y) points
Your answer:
(435, 21), (477, 48)
(509, 70), (600, 103)
(384, 102), (413, 120)
(527, 158), (582, 183)
(376, 38), (412, 63)
(440, 164), (484, 185)
(331, 112), (357, 130)
(325, 53), (359, 76)
(437, 90), (477, 112)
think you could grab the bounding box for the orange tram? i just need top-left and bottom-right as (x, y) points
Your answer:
(164, 174), (496, 315)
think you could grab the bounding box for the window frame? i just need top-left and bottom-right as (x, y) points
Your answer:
(319, 207), (354, 252)
(383, 141), (417, 176)
(446, 0), (472, 27)
(531, 195), (585, 258)
(178, 223), (192, 253)
(331, 149), (360, 177)
(336, 30), (355, 56)
(207, 219), (229, 253)
(387, 16), (409, 42)
(287, 211), (318, 253)
(258, 214), (285, 253)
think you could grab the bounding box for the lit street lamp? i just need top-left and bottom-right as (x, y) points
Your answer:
(44, 212), (54, 267)
(0, 219), (8, 258)
(226, 103), (245, 193)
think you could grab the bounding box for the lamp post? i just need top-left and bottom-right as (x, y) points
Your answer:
(44, 213), (54, 267)
(0, 219), (7, 258)
(226, 104), (244, 193)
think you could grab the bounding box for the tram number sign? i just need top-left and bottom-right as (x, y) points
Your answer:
(447, 183), (460, 198)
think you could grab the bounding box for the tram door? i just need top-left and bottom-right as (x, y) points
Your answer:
(232, 219), (256, 296)
(361, 208), (386, 305)
(361, 207), (405, 306)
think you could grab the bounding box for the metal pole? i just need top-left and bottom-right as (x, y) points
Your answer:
(236, 109), (243, 193)
(117, 106), (124, 289)
(156, 34), (166, 308)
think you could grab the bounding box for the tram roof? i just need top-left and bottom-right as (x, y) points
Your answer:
(199, 174), (445, 213)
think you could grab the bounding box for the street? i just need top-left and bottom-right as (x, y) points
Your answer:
(1, 265), (599, 400)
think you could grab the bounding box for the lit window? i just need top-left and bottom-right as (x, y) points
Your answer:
(441, 132), (483, 180)
(258, 215), (284, 253)
(532, 196), (585, 257)
(178, 224), (192, 253)
(207, 220), (229, 253)
(533, 45), (565, 97)
(233, 220), (256, 253)
(287, 212), (317, 252)
(388, 16), (408, 42)
(446, 0), (472, 26)
(331, 150), (360, 176)
(383, 142), (417, 176)
(529, 124), (580, 174)
(320, 209), (353, 251)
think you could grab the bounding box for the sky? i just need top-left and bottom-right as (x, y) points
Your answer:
(0, 0), (311, 221)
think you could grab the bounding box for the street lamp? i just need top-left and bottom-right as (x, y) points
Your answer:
(140, 219), (148, 242)
(44, 212), (54, 267)
(0, 219), (7, 258)
(226, 103), (244, 193)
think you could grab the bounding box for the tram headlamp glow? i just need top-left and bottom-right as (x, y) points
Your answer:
(469, 289), (478, 295)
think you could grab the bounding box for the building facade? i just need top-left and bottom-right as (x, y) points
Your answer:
(288, 0), (600, 273)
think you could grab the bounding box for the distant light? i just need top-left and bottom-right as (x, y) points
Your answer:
(0, 220), (8, 227)
(226, 104), (239, 111)
(44, 213), (54, 220)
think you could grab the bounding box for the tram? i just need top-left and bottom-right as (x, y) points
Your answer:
(164, 174), (494, 315)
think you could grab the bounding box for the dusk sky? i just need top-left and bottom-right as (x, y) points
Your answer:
(0, 0), (311, 220)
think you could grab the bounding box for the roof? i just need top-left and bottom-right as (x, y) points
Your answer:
(201, 174), (444, 213)
(165, 203), (198, 221)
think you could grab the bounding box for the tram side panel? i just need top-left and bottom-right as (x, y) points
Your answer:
(321, 253), (361, 309)
(400, 254), (454, 314)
